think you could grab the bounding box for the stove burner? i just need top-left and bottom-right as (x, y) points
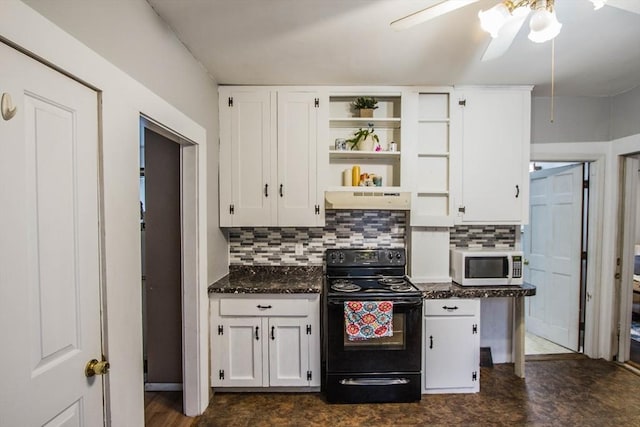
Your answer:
(378, 277), (407, 286)
(389, 284), (414, 292)
(331, 280), (361, 293)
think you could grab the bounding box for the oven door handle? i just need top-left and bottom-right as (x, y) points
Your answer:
(339, 378), (410, 386)
(327, 299), (422, 307)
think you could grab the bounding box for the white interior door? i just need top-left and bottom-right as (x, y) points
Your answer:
(0, 43), (103, 425)
(524, 164), (583, 351)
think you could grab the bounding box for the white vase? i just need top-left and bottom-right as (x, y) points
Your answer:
(357, 136), (376, 151)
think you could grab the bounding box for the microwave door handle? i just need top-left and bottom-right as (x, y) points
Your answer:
(507, 255), (513, 279)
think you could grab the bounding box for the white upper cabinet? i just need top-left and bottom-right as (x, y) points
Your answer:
(219, 87), (325, 226)
(219, 89), (275, 226)
(277, 91), (322, 225)
(453, 87), (532, 224)
(406, 88), (456, 226)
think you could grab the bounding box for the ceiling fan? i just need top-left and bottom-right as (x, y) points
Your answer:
(390, 0), (640, 61)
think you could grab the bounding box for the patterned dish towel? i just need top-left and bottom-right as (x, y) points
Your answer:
(344, 301), (393, 341)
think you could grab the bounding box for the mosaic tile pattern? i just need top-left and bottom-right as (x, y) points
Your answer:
(449, 225), (516, 249)
(228, 211), (407, 266)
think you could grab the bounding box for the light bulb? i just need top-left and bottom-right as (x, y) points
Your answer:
(478, 2), (512, 38)
(528, 7), (562, 43)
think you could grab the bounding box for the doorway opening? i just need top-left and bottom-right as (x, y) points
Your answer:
(617, 154), (640, 369)
(523, 161), (590, 356)
(139, 116), (200, 420)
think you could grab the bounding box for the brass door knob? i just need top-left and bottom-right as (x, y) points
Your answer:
(85, 358), (110, 377)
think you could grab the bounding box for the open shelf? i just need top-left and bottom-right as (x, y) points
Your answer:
(330, 117), (401, 128)
(329, 150), (401, 160)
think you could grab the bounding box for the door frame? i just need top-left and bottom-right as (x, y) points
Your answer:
(1, 3), (210, 422)
(616, 155), (640, 363)
(141, 116), (203, 412)
(528, 150), (605, 358)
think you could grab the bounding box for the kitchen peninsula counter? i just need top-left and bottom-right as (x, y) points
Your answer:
(415, 281), (536, 379)
(415, 282), (536, 299)
(208, 266), (323, 294)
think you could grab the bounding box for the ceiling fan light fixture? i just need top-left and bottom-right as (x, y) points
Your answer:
(527, 1), (562, 43)
(590, 0), (607, 10)
(478, 2), (513, 37)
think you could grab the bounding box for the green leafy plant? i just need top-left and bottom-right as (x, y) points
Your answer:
(346, 127), (379, 150)
(352, 97), (378, 110)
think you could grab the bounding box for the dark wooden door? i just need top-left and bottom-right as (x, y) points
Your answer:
(144, 128), (182, 384)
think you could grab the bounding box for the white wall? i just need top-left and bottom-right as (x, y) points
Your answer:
(611, 85), (640, 141)
(22, 0), (229, 283)
(531, 96), (611, 143)
(1, 0), (214, 424)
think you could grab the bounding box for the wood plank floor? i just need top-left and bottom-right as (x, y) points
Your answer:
(192, 357), (640, 426)
(144, 391), (194, 427)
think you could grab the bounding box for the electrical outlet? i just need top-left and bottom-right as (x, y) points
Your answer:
(295, 243), (303, 256)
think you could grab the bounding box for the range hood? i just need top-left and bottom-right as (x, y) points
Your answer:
(324, 190), (411, 210)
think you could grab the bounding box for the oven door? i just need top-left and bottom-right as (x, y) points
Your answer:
(326, 296), (422, 373)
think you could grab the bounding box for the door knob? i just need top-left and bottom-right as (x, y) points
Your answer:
(85, 358), (110, 377)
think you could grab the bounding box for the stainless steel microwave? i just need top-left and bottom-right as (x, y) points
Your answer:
(450, 248), (523, 286)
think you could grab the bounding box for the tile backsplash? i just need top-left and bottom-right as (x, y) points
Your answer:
(228, 211), (407, 266)
(449, 225), (516, 249)
(228, 214), (516, 266)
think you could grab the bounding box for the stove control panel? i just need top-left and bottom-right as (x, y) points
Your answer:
(326, 249), (406, 267)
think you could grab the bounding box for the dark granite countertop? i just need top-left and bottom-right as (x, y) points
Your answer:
(208, 266), (535, 298)
(208, 266), (323, 294)
(415, 281), (536, 299)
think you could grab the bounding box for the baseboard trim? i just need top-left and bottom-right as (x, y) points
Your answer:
(145, 382), (183, 392)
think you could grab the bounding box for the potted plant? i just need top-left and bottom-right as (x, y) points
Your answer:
(346, 126), (379, 151)
(353, 97), (378, 118)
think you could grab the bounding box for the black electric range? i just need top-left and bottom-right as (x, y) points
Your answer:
(323, 248), (423, 404)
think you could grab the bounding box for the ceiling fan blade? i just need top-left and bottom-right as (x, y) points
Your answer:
(390, 0), (479, 31)
(605, 0), (640, 15)
(481, 14), (527, 61)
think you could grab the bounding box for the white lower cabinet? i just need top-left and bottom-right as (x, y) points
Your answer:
(210, 294), (320, 389)
(423, 298), (480, 394)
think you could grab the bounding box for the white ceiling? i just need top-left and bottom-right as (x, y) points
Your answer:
(146, 0), (640, 97)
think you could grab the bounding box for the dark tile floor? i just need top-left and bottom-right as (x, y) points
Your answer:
(194, 358), (640, 426)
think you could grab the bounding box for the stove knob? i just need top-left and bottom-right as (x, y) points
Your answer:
(396, 252), (402, 260)
(338, 252), (345, 262)
(387, 252), (394, 260)
(329, 252), (337, 262)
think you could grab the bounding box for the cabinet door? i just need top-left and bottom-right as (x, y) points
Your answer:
(219, 89), (277, 226)
(424, 316), (479, 390)
(213, 317), (263, 387)
(277, 91), (321, 226)
(268, 317), (310, 387)
(456, 88), (530, 223)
